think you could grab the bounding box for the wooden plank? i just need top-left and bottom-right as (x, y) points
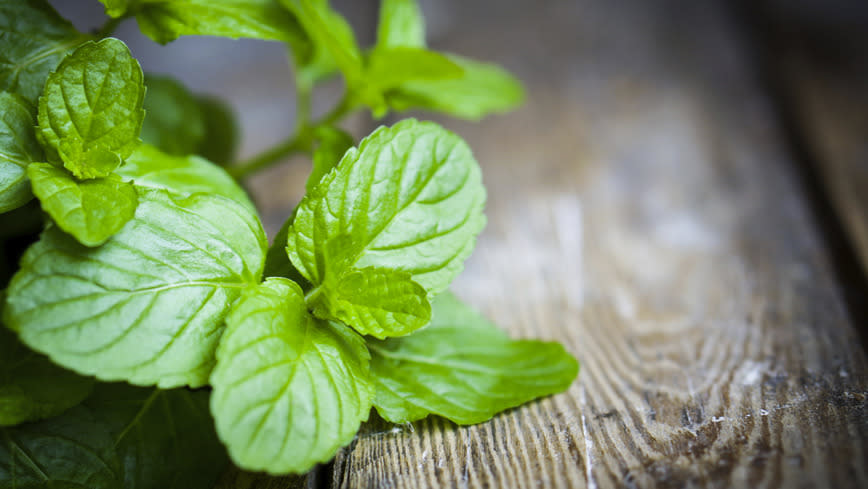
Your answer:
(329, 1), (868, 488)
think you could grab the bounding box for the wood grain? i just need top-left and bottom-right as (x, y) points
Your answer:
(327, 1), (868, 488)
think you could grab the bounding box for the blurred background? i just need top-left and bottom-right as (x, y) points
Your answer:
(49, 0), (868, 243)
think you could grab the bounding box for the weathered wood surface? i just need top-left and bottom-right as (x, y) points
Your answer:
(323, 0), (868, 488)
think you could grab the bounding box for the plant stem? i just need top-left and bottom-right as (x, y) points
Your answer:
(95, 15), (126, 38)
(227, 132), (310, 180)
(304, 286), (322, 305)
(228, 95), (355, 180)
(296, 78), (313, 128)
(319, 95), (354, 127)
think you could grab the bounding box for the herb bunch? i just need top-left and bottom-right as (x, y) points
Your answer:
(0, 0), (579, 485)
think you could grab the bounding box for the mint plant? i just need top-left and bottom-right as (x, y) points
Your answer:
(1, 0), (579, 485)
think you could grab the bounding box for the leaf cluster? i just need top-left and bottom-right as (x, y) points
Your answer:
(0, 0), (578, 484)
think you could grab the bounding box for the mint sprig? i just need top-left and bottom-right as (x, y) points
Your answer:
(287, 119), (486, 337)
(0, 0), (578, 482)
(211, 277), (373, 474)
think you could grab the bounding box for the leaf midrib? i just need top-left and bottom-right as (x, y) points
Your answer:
(2, 429), (49, 481)
(112, 390), (161, 448)
(13, 280), (246, 317)
(314, 133), (467, 282)
(0, 149), (28, 168)
(368, 342), (507, 375)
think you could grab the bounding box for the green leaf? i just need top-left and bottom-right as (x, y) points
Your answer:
(141, 74), (205, 157)
(285, 2), (453, 117)
(312, 267), (431, 339)
(195, 95), (239, 166)
(117, 143), (254, 212)
(3, 188), (267, 388)
(0, 92), (40, 214)
(370, 292), (579, 424)
(281, 0), (363, 84)
(0, 383), (228, 489)
(0, 327), (94, 426)
(139, 75), (238, 165)
(0, 0), (89, 104)
(307, 126), (353, 193)
(366, 47), (463, 91)
(98, 0), (129, 17)
(386, 54), (525, 120)
(287, 119), (486, 320)
(135, 0), (307, 45)
(211, 277), (372, 474)
(37, 38), (145, 178)
(377, 0), (425, 48)
(28, 163), (138, 247)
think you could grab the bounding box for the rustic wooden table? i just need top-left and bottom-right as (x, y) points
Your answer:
(207, 0), (868, 487)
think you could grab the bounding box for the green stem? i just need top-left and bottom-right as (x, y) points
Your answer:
(296, 78), (313, 128)
(228, 94), (355, 181)
(304, 285), (322, 305)
(95, 15), (126, 38)
(319, 94), (354, 127)
(227, 132), (311, 180)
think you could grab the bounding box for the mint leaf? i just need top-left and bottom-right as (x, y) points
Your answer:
(281, 0), (363, 84)
(98, 0), (129, 17)
(366, 47), (462, 91)
(0, 92), (40, 214)
(0, 327), (94, 426)
(141, 74), (205, 157)
(117, 143), (254, 212)
(3, 188), (267, 388)
(386, 54), (524, 120)
(139, 75), (238, 165)
(135, 0), (307, 45)
(211, 277), (372, 474)
(0, 383), (228, 489)
(0, 0), (89, 104)
(285, 2), (460, 118)
(377, 0), (425, 48)
(307, 126), (353, 193)
(370, 292), (579, 424)
(287, 119), (486, 325)
(37, 38), (145, 178)
(195, 95), (239, 166)
(28, 163), (138, 247)
(312, 267), (431, 338)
